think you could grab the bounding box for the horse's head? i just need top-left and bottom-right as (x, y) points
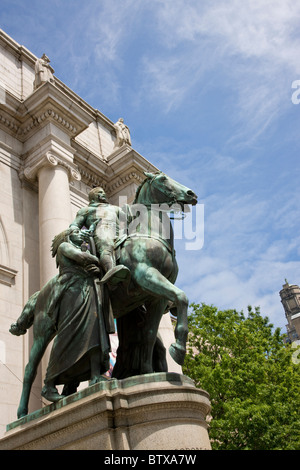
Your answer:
(135, 171), (197, 210)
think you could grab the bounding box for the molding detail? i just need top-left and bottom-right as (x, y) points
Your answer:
(75, 165), (144, 195)
(0, 112), (19, 134)
(109, 171), (144, 193)
(76, 165), (107, 190)
(0, 264), (17, 286)
(19, 108), (78, 138)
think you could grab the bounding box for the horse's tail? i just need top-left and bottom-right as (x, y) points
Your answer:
(9, 291), (39, 336)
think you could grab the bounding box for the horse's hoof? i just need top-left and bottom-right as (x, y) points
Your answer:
(169, 343), (186, 365)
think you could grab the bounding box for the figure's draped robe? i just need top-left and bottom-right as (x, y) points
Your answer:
(44, 266), (110, 386)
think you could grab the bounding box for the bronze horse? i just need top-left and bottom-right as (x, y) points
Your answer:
(10, 171), (197, 417)
(110, 171), (197, 377)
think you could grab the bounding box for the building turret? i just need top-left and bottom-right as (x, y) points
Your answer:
(279, 279), (300, 342)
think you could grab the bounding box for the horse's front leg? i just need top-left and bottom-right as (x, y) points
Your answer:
(135, 264), (188, 366)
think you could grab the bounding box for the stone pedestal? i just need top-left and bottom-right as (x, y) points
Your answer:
(0, 373), (211, 450)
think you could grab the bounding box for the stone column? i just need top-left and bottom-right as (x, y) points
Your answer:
(24, 152), (81, 285)
(37, 154), (72, 286)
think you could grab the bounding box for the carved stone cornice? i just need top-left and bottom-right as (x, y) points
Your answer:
(76, 164), (107, 190)
(107, 146), (157, 175)
(0, 81), (94, 142)
(108, 170), (144, 195)
(75, 163), (145, 196)
(0, 109), (20, 135)
(19, 108), (79, 139)
(0, 107), (80, 140)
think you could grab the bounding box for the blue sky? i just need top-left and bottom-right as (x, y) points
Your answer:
(1, 0), (300, 331)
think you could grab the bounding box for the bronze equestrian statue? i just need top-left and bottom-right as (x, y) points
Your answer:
(10, 171), (197, 418)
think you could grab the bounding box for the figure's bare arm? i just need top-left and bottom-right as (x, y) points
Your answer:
(69, 208), (88, 229)
(58, 242), (99, 266)
(117, 206), (129, 233)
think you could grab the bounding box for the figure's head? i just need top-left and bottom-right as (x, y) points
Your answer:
(51, 227), (84, 258)
(41, 53), (50, 63)
(88, 187), (107, 203)
(69, 228), (85, 246)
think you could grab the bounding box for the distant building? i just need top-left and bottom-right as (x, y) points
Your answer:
(279, 280), (300, 343)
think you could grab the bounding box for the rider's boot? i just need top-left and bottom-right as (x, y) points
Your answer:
(99, 251), (130, 286)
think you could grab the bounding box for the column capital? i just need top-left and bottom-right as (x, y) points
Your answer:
(20, 150), (81, 183)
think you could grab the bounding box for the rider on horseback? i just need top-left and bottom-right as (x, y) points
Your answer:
(69, 187), (130, 287)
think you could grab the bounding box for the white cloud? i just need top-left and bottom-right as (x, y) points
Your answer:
(153, 0), (300, 70)
(137, 0), (300, 139)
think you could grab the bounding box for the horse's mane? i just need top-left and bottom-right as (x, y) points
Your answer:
(133, 171), (161, 204)
(133, 179), (147, 204)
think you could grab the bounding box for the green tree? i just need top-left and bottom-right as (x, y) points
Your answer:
(182, 303), (300, 450)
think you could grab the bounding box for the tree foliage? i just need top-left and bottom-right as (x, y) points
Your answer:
(182, 303), (300, 450)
